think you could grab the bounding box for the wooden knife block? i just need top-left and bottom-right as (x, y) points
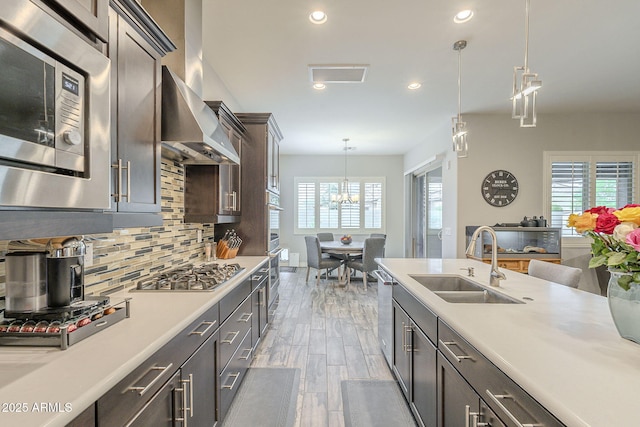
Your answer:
(216, 241), (238, 259)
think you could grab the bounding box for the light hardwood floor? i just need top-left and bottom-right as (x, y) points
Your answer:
(251, 269), (394, 427)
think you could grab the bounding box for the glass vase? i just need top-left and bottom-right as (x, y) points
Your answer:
(607, 270), (640, 344)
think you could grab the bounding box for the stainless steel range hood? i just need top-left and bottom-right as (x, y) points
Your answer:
(161, 66), (240, 165)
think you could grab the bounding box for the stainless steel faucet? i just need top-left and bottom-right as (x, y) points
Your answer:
(465, 225), (506, 287)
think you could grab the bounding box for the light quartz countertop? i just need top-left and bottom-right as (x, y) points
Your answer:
(377, 258), (640, 427)
(0, 256), (268, 427)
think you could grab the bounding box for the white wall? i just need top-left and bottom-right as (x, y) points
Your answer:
(403, 112), (640, 294)
(279, 154), (405, 266)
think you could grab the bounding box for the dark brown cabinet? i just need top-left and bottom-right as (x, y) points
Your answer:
(251, 261), (270, 352)
(181, 332), (219, 426)
(108, 1), (174, 228)
(125, 370), (182, 427)
(184, 101), (246, 224)
(392, 297), (437, 427)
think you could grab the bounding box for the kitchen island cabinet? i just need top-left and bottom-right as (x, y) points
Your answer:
(0, 256), (268, 427)
(377, 258), (640, 427)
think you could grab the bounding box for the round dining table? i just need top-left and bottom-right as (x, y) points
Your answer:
(319, 240), (364, 287)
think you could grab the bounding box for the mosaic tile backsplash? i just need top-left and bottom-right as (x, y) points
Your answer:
(0, 159), (214, 296)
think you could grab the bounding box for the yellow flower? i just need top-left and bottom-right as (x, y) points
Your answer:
(568, 212), (597, 233)
(613, 207), (640, 226)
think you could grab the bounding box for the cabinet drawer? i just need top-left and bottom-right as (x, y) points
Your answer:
(219, 297), (252, 372)
(219, 329), (252, 421)
(220, 278), (252, 322)
(438, 320), (564, 427)
(393, 284), (437, 344)
(97, 303), (218, 426)
(251, 263), (269, 291)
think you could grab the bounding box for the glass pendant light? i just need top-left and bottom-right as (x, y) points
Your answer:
(452, 40), (468, 158)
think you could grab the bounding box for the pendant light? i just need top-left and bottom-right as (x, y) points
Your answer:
(452, 40), (468, 158)
(511, 0), (542, 127)
(332, 138), (359, 204)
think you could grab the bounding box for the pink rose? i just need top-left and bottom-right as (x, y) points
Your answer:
(626, 229), (640, 252)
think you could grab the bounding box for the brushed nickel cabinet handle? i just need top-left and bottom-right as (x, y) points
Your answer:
(239, 348), (252, 360)
(221, 330), (240, 345)
(188, 373), (194, 417)
(222, 372), (240, 390)
(124, 160), (131, 201)
(439, 340), (473, 363)
(188, 320), (216, 336)
(127, 363), (173, 396)
(111, 159), (122, 201)
(485, 389), (541, 427)
(239, 312), (253, 323)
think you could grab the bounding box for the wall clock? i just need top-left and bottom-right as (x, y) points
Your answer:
(481, 170), (519, 207)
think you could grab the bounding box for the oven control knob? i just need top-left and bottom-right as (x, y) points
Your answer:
(63, 130), (82, 146)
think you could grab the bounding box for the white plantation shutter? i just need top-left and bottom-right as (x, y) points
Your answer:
(364, 182), (383, 228)
(340, 182), (360, 228)
(297, 182), (315, 229)
(595, 161), (635, 207)
(547, 153), (639, 237)
(294, 177), (385, 233)
(319, 183), (339, 228)
(551, 161), (589, 234)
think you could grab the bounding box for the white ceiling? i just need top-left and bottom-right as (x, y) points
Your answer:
(201, 0), (640, 155)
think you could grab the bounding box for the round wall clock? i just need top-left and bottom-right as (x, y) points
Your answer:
(481, 169), (519, 207)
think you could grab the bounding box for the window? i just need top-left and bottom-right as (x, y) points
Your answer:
(294, 177), (385, 234)
(544, 152), (639, 237)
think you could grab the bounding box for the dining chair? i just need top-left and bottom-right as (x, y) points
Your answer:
(346, 237), (386, 290)
(527, 259), (582, 288)
(305, 236), (343, 286)
(317, 232), (334, 242)
(369, 233), (386, 239)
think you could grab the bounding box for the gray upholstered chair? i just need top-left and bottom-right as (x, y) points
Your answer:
(527, 259), (582, 288)
(346, 237), (386, 290)
(369, 233), (386, 239)
(317, 232), (335, 242)
(305, 236), (343, 286)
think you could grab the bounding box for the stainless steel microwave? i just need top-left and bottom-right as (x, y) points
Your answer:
(0, 1), (110, 210)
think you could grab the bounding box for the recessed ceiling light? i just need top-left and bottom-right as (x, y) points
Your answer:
(309, 11), (328, 24)
(454, 9), (474, 24)
(408, 82), (422, 90)
(313, 83), (326, 90)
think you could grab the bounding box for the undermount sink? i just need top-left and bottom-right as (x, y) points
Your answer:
(408, 275), (523, 304)
(433, 290), (523, 304)
(409, 275), (485, 292)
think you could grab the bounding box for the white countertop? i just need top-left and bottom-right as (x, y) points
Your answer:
(377, 258), (640, 427)
(0, 256), (268, 427)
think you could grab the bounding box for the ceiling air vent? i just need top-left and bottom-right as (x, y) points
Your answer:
(308, 65), (369, 83)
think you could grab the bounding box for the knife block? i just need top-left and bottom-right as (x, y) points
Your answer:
(216, 241), (239, 259)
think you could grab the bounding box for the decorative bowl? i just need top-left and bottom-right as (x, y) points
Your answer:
(340, 236), (352, 245)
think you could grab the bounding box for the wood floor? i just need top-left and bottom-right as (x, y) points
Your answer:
(251, 269), (394, 427)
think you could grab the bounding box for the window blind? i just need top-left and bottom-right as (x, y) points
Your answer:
(297, 182), (315, 229)
(364, 182), (382, 228)
(550, 162), (589, 234)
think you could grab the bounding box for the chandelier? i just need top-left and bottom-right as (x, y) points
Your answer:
(452, 40), (468, 158)
(332, 138), (359, 204)
(511, 0), (542, 127)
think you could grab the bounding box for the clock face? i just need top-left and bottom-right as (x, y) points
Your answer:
(481, 170), (519, 207)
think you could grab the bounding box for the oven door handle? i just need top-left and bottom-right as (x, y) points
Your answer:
(267, 203), (284, 211)
(269, 248), (283, 258)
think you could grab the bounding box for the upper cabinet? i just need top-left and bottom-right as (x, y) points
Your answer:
(236, 113), (283, 195)
(183, 101), (245, 224)
(108, 0), (175, 228)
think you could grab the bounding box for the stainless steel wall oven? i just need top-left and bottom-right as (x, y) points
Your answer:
(0, 1), (110, 209)
(267, 192), (282, 308)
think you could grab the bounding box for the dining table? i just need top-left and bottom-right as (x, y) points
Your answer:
(319, 240), (364, 286)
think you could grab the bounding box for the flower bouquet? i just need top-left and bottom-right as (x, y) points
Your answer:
(569, 204), (640, 342)
(567, 204), (640, 289)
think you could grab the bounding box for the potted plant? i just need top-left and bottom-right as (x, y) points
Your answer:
(567, 204), (640, 343)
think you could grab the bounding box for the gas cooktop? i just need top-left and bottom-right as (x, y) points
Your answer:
(134, 263), (244, 291)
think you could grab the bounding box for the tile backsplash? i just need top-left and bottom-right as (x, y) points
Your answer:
(0, 159), (214, 296)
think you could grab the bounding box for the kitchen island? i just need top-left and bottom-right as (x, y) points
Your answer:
(377, 258), (640, 427)
(0, 256), (268, 427)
